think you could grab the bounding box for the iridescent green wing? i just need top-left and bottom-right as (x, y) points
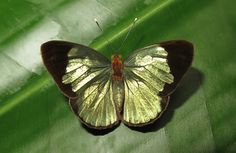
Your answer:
(123, 40), (193, 126)
(69, 74), (119, 129)
(41, 41), (119, 129)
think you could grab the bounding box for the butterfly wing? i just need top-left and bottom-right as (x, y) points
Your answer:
(123, 40), (193, 126)
(41, 41), (119, 129)
(69, 76), (120, 129)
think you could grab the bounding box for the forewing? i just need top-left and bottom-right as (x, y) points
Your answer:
(125, 40), (193, 96)
(41, 40), (110, 98)
(123, 40), (193, 126)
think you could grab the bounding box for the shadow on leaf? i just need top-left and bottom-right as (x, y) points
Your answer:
(81, 123), (120, 135)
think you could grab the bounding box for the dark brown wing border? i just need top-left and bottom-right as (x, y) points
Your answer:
(159, 40), (194, 96)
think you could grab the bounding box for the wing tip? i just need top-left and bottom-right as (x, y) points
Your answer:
(40, 40), (77, 98)
(159, 40), (194, 96)
(159, 40), (194, 56)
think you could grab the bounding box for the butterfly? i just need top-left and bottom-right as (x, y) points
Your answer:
(41, 40), (193, 129)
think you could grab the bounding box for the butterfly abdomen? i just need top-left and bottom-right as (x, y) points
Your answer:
(111, 54), (123, 81)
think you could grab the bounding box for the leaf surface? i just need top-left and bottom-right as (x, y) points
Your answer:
(0, 0), (235, 153)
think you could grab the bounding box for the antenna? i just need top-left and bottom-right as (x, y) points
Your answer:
(118, 17), (138, 51)
(94, 18), (115, 51)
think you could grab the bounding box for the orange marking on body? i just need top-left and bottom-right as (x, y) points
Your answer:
(111, 54), (123, 81)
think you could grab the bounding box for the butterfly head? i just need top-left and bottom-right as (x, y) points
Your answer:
(111, 54), (122, 62)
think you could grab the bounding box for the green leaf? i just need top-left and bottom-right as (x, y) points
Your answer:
(0, 0), (235, 153)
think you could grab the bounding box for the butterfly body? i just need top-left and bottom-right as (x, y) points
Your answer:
(41, 40), (193, 129)
(112, 54), (123, 81)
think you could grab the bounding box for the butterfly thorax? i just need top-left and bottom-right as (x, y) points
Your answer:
(111, 54), (123, 81)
